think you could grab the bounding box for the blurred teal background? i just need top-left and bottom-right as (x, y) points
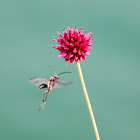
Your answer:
(0, 0), (140, 139)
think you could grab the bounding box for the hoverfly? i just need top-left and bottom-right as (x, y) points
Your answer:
(29, 65), (72, 112)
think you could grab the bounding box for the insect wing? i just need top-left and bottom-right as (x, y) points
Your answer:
(54, 80), (72, 88)
(29, 77), (49, 86)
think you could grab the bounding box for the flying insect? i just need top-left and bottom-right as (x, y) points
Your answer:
(29, 65), (72, 112)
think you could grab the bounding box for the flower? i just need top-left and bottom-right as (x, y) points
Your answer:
(53, 26), (93, 63)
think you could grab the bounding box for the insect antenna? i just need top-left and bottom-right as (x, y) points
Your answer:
(58, 72), (72, 76)
(49, 65), (56, 75)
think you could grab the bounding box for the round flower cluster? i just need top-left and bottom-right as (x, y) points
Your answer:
(53, 27), (92, 63)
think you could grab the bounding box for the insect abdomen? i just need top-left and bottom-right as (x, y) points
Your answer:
(39, 84), (48, 89)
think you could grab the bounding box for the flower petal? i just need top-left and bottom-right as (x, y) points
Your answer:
(69, 52), (74, 59)
(82, 56), (86, 60)
(79, 56), (83, 61)
(73, 48), (77, 53)
(74, 55), (78, 60)
(64, 47), (70, 51)
(70, 43), (74, 48)
(85, 51), (90, 56)
(58, 52), (67, 58)
(77, 51), (81, 56)
(70, 57), (75, 63)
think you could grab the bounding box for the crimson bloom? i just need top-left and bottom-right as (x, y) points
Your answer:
(53, 27), (92, 63)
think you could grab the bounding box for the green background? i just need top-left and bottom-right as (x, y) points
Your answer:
(0, 0), (140, 139)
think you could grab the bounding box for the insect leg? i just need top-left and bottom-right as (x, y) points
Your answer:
(40, 89), (52, 111)
(40, 94), (48, 111)
(42, 91), (49, 110)
(39, 90), (49, 112)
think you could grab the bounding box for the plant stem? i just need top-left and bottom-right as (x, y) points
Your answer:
(76, 61), (100, 140)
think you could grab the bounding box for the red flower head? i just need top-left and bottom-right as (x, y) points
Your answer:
(53, 27), (93, 63)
